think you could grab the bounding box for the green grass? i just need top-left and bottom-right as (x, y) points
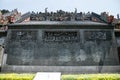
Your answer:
(0, 73), (120, 80)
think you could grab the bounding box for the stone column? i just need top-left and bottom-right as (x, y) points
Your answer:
(0, 46), (4, 71)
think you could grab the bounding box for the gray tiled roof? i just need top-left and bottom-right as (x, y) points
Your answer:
(15, 12), (31, 23)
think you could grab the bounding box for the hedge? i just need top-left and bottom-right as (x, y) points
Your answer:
(61, 74), (120, 80)
(0, 73), (120, 80)
(0, 73), (35, 80)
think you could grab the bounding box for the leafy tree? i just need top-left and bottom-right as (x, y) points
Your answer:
(0, 9), (10, 14)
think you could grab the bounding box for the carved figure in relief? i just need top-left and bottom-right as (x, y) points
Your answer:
(76, 49), (87, 61)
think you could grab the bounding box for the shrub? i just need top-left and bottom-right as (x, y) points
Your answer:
(61, 74), (120, 80)
(0, 73), (120, 80)
(0, 73), (35, 80)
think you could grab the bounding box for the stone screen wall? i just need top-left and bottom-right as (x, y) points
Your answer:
(5, 29), (119, 66)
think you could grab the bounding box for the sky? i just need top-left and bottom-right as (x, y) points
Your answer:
(0, 0), (120, 17)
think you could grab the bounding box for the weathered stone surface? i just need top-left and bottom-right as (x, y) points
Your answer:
(2, 22), (119, 73)
(5, 29), (119, 66)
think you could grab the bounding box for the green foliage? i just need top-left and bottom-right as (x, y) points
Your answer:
(0, 73), (35, 80)
(0, 9), (10, 14)
(61, 74), (120, 80)
(0, 73), (120, 80)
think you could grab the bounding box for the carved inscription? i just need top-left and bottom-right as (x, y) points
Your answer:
(84, 31), (112, 41)
(43, 31), (79, 42)
(10, 30), (37, 41)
